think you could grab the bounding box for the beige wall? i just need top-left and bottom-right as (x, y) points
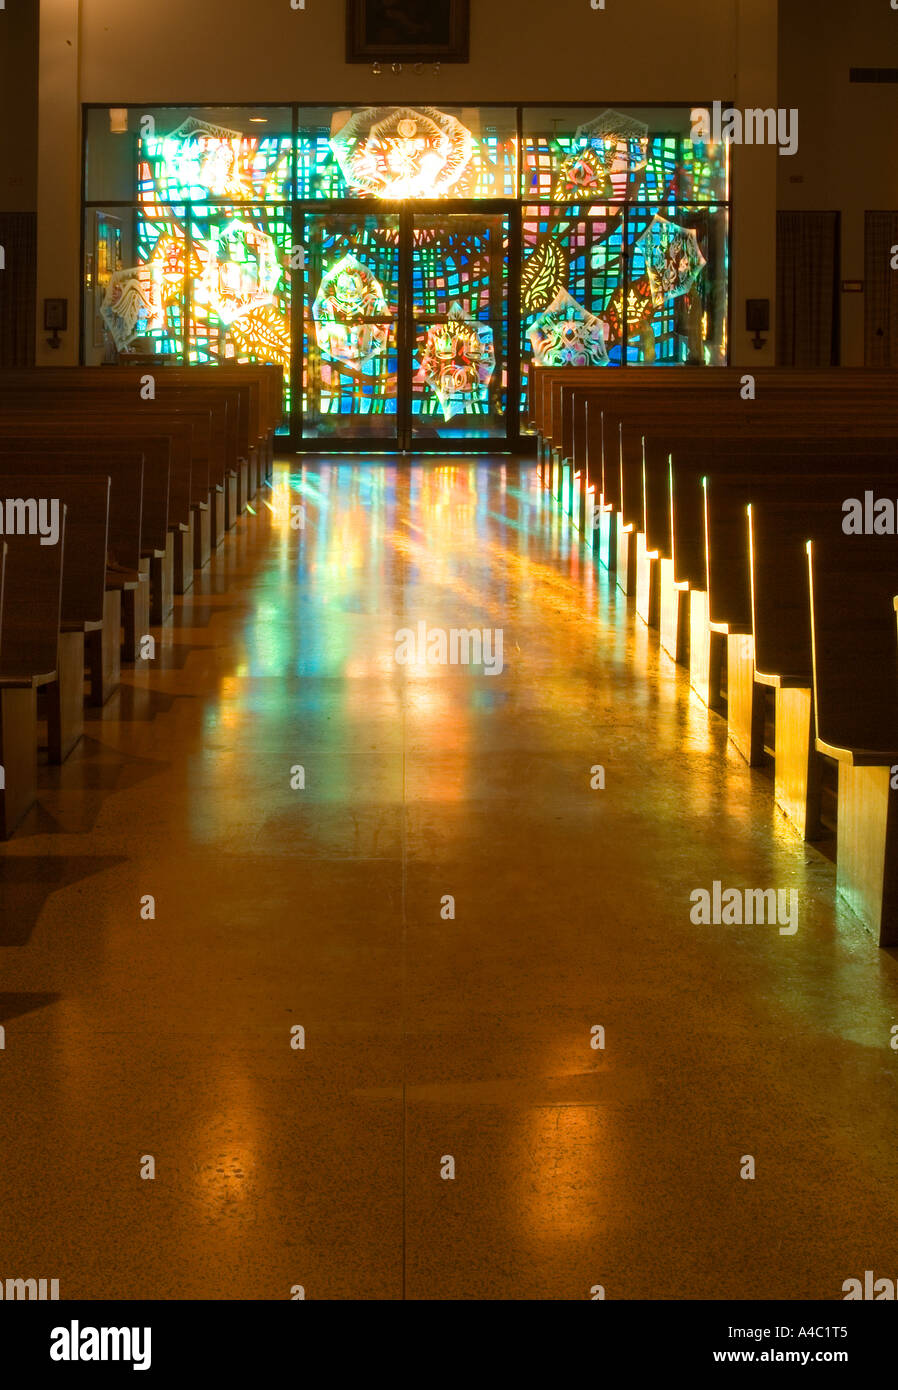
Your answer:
(778, 0), (898, 365)
(35, 0), (781, 367)
(78, 0), (733, 105)
(35, 0), (82, 365)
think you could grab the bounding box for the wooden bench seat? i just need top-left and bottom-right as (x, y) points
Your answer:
(705, 467), (898, 775)
(0, 474), (110, 762)
(0, 450), (143, 702)
(0, 514), (66, 838)
(807, 533), (898, 945)
(0, 423), (191, 613)
(667, 430), (898, 689)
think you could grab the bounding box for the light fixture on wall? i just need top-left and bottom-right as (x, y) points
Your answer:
(746, 298), (769, 350)
(249, 116), (268, 123)
(108, 108), (128, 134)
(44, 298), (68, 350)
(391, 62), (402, 75)
(372, 61), (381, 75)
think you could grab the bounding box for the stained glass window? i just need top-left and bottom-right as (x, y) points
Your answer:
(138, 123), (293, 205)
(296, 106), (517, 200)
(519, 108), (729, 392)
(521, 106), (728, 205)
(185, 205), (293, 410)
(82, 103), (731, 441)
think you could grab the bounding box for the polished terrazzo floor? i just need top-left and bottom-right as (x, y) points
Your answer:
(1, 458), (897, 1300)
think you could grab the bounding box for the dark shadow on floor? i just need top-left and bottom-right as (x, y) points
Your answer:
(0, 991), (63, 1023)
(0, 856), (127, 945)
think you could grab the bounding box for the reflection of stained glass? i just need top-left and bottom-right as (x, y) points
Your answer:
(521, 240), (568, 312)
(418, 301), (495, 421)
(639, 213), (707, 306)
(101, 267), (160, 351)
(602, 277), (656, 357)
(528, 289), (609, 367)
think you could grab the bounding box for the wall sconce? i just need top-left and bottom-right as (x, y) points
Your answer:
(372, 61), (381, 75)
(391, 62), (402, 74)
(44, 298), (68, 350)
(108, 108), (128, 134)
(746, 298), (769, 350)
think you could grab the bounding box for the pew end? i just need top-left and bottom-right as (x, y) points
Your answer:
(808, 534), (898, 945)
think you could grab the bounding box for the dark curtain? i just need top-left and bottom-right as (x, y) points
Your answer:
(0, 212), (37, 366)
(776, 211), (839, 366)
(864, 211), (898, 366)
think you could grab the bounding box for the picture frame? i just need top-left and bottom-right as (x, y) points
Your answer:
(346, 0), (470, 64)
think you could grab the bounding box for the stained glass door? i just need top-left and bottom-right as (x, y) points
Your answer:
(410, 211), (510, 445)
(301, 207), (511, 450)
(302, 210), (401, 444)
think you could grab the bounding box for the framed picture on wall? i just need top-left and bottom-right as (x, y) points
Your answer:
(346, 0), (470, 63)
(94, 211), (123, 347)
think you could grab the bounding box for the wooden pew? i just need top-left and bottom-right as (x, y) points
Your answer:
(807, 532), (898, 946)
(531, 366), (898, 492)
(0, 474), (109, 762)
(748, 496), (867, 840)
(0, 450), (143, 704)
(598, 386), (898, 559)
(0, 389), (211, 572)
(0, 361), (283, 517)
(591, 389), (898, 584)
(0, 512), (66, 838)
(704, 467), (898, 771)
(0, 424), (191, 614)
(539, 370), (898, 534)
(650, 434), (898, 664)
(143, 364), (283, 499)
(667, 430), (898, 696)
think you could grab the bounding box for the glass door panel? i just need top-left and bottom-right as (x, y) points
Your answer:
(410, 212), (509, 443)
(302, 211), (400, 443)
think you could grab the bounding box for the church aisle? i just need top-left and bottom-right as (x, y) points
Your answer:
(1, 459), (896, 1300)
